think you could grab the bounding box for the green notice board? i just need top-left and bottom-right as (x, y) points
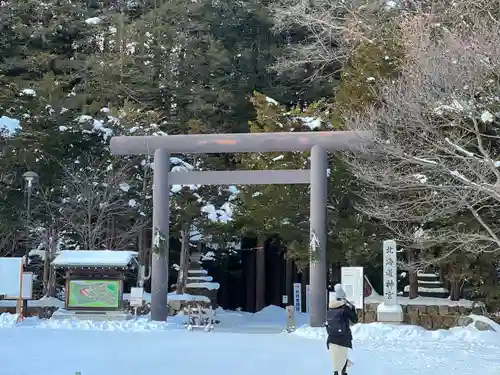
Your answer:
(68, 280), (120, 308)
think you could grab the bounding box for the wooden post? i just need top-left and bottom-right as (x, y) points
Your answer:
(16, 260), (24, 321)
(285, 305), (295, 332)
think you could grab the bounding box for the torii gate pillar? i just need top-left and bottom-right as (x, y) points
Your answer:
(309, 145), (328, 327)
(151, 148), (170, 321)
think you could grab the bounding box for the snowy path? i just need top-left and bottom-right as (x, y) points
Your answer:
(1, 326), (499, 375)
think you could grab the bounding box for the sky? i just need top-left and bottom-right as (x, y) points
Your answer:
(0, 116), (21, 134)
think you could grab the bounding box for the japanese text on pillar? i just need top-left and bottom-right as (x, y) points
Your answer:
(383, 240), (397, 304)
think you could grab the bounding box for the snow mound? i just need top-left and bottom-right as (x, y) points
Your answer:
(0, 313), (180, 331)
(32, 317), (178, 332)
(293, 322), (500, 344)
(0, 313), (20, 328)
(464, 314), (500, 332)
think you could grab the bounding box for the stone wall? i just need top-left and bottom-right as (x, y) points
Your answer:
(357, 303), (478, 330)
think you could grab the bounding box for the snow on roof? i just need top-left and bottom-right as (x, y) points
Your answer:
(52, 250), (138, 267)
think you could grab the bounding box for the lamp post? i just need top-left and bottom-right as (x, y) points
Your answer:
(22, 171), (38, 314)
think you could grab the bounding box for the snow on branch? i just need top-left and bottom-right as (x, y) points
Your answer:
(38, 155), (145, 250)
(270, 0), (376, 76)
(343, 11), (500, 259)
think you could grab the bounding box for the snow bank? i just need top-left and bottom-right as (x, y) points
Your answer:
(15, 315), (177, 332)
(0, 305), (300, 331)
(466, 314), (500, 332)
(293, 322), (500, 344)
(249, 305), (309, 327)
(0, 313), (19, 328)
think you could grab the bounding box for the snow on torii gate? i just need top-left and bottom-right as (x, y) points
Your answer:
(110, 130), (371, 327)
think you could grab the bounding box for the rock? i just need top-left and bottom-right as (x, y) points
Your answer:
(365, 303), (377, 312)
(365, 311), (376, 323)
(427, 305), (438, 315)
(431, 314), (444, 330)
(448, 306), (460, 314)
(408, 312), (420, 326)
(458, 306), (469, 314)
(420, 313), (433, 330)
(471, 305), (484, 314)
(441, 314), (459, 328)
(438, 305), (449, 315)
(457, 316), (474, 327)
(406, 305), (420, 314)
(403, 311), (411, 325)
(414, 305), (428, 313)
(474, 320), (496, 332)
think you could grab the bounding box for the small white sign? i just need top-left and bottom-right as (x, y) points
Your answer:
(293, 283), (302, 313)
(305, 285), (311, 313)
(130, 287), (144, 307)
(3, 270), (33, 300)
(382, 239), (398, 305)
(341, 267), (364, 309)
(0, 257), (23, 297)
(282, 295), (288, 304)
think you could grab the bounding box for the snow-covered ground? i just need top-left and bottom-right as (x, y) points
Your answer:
(0, 306), (499, 375)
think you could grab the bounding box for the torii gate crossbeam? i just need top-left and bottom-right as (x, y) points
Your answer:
(110, 131), (371, 327)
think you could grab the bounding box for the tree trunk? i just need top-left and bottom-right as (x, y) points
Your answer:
(47, 264), (57, 297)
(176, 224), (190, 294)
(43, 228), (54, 296)
(43, 247), (50, 295)
(285, 256), (293, 305)
(408, 270), (418, 299)
(244, 250), (256, 312)
(301, 266), (309, 313)
(407, 250), (418, 299)
(449, 278), (460, 301)
(255, 244), (266, 312)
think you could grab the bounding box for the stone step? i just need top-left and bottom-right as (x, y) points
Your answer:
(404, 285), (449, 298)
(417, 273), (440, 282)
(188, 269), (208, 275)
(418, 281), (444, 288)
(402, 291), (450, 298)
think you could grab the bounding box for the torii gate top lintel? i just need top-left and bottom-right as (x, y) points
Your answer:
(109, 130), (371, 155)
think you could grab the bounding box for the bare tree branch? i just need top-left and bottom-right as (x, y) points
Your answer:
(39, 155), (146, 250)
(342, 10), (500, 262)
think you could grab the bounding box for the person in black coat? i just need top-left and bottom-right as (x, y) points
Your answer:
(324, 284), (358, 375)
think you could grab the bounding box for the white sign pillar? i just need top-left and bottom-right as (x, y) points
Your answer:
(293, 283), (302, 313)
(377, 240), (403, 323)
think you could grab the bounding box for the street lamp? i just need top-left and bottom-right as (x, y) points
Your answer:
(22, 171), (38, 315)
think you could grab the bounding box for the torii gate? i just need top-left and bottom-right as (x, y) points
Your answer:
(110, 130), (370, 327)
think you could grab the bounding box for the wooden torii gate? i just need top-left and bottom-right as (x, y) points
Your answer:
(110, 130), (370, 327)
